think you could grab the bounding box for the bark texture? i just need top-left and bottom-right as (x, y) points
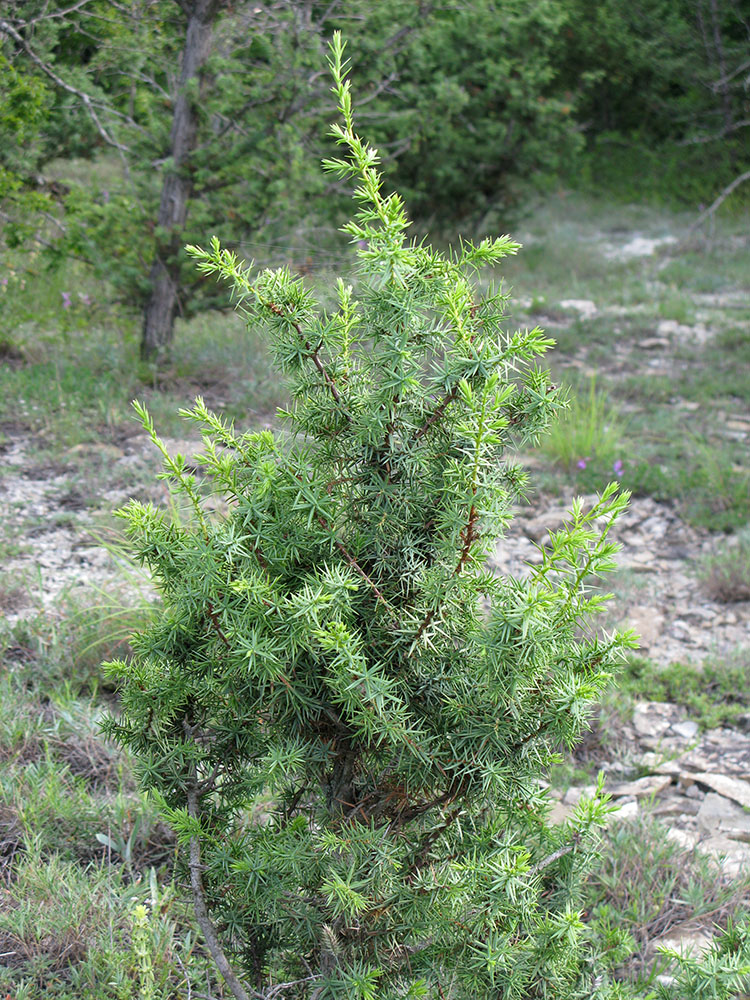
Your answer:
(141, 0), (221, 361)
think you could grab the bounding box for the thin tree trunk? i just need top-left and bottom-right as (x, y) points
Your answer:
(141, 0), (221, 362)
(708, 0), (734, 139)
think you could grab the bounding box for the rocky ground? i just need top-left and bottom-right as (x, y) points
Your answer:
(3, 419), (750, 918)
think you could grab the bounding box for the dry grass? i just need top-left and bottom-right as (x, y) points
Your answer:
(698, 528), (750, 603)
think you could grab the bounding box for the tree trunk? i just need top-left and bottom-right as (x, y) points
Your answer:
(140, 0), (221, 362)
(708, 0), (734, 140)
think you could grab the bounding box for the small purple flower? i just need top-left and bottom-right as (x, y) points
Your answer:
(576, 456), (591, 470)
(61, 291), (72, 309)
(357, 239), (368, 251)
(613, 459), (624, 477)
(79, 293), (91, 306)
(1, 277), (8, 287)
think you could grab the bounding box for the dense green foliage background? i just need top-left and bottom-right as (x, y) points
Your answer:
(1, 0), (748, 347)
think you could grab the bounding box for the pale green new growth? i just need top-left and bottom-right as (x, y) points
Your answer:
(102, 32), (743, 1000)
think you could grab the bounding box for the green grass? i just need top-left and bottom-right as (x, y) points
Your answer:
(613, 649), (750, 732)
(499, 195), (750, 532)
(540, 377), (624, 485)
(585, 814), (750, 990)
(0, 616), (222, 997)
(0, 257), (288, 448)
(0, 849), (211, 998)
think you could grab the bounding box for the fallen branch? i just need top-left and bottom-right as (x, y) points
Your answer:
(690, 169), (750, 232)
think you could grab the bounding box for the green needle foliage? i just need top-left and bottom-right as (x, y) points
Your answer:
(104, 34), (643, 1000)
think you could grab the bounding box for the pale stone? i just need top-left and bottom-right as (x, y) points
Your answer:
(671, 721), (700, 740)
(666, 828), (699, 850)
(633, 702), (674, 738)
(608, 775), (672, 798)
(626, 605), (666, 649)
(609, 800), (639, 823)
(700, 836), (750, 877)
(643, 756), (683, 775)
(692, 773), (750, 810)
(656, 928), (714, 959)
(548, 801), (574, 825)
(559, 298), (597, 320)
(655, 974), (677, 988)
(639, 337), (670, 349)
(563, 785), (597, 806)
(697, 792), (750, 841)
(652, 795), (700, 818)
(607, 234), (677, 260)
(697, 792), (741, 834)
(522, 507), (571, 542)
(657, 318), (693, 338)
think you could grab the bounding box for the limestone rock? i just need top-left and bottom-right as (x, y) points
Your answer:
(609, 800), (639, 823)
(563, 785), (597, 806)
(559, 299), (597, 320)
(691, 773), (750, 810)
(700, 835), (750, 878)
(608, 775), (673, 798)
(666, 828), (699, 850)
(671, 721), (699, 741)
(632, 702), (675, 739)
(548, 801), (574, 825)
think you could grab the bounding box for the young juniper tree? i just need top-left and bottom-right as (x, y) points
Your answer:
(105, 33), (641, 1000)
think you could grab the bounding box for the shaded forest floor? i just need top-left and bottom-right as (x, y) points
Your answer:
(1, 193), (749, 995)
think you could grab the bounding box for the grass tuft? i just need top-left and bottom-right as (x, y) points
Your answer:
(586, 814), (750, 988)
(697, 527), (750, 603)
(541, 377), (624, 485)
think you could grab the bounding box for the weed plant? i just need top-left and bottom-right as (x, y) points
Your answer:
(541, 378), (624, 487)
(585, 815), (750, 991)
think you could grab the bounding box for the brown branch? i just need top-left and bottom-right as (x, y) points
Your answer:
(206, 602), (231, 649)
(455, 504), (479, 576)
(411, 504), (478, 646)
(396, 788), (456, 825)
(404, 801), (464, 877)
(529, 836), (580, 877)
(413, 385), (458, 442)
(253, 545), (269, 572)
(186, 784), (256, 1000)
(265, 301), (347, 412)
(284, 782), (309, 821)
(411, 608), (435, 647)
(316, 515), (396, 619)
(508, 718), (548, 755)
